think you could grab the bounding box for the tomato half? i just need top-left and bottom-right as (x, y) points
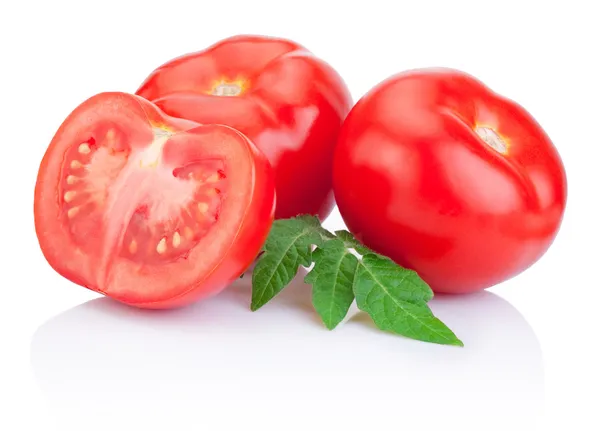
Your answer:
(333, 68), (567, 294)
(135, 34), (353, 220)
(34, 92), (275, 308)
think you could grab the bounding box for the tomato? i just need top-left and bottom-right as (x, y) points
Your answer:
(135, 34), (353, 220)
(34, 92), (275, 309)
(333, 68), (567, 294)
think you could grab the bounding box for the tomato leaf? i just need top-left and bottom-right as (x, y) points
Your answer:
(333, 229), (372, 255)
(251, 215), (331, 311)
(305, 239), (358, 330)
(251, 217), (463, 346)
(353, 254), (463, 346)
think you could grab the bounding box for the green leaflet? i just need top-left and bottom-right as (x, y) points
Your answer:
(251, 215), (330, 311)
(354, 254), (463, 346)
(305, 239), (358, 330)
(334, 229), (372, 255)
(250, 216), (463, 346)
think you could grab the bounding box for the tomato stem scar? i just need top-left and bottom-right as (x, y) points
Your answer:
(209, 78), (247, 97)
(475, 126), (508, 154)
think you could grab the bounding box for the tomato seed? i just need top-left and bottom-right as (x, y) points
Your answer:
(67, 207), (80, 218)
(128, 240), (137, 254)
(205, 173), (220, 183)
(172, 232), (181, 248)
(64, 191), (77, 202)
(78, 143), (91, 154)
(156, 238), (167, 254)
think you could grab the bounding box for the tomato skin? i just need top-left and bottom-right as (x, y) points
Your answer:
(136, 34), (353, 220)
(333, 68), (567, 294)
(34, 92), (275, 309)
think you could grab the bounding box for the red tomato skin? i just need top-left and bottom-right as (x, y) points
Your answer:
(136, 34), (353, 220)
(34, 92), (276, 309)
(333, 68), (567, 294)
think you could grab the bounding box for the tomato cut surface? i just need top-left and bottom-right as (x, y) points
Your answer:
(135, 34), (353, 220)
(35, 92), (275, 308)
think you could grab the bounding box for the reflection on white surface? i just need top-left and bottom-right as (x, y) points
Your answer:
(31, 271), (543, 431)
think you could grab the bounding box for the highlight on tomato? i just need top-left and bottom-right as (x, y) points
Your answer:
(135, 34), (353, 221)
(333, 68), (567, 294)
(34, 92), (276, 309)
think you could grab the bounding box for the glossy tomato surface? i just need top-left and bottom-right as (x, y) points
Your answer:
(333, 68), (567, 294)
(34, 92), (275, 308)
(136, 34), (353, 220)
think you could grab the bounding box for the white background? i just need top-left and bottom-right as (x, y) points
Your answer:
(1, 1), (598, 430)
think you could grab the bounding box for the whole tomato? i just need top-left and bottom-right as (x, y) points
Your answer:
(333, 68), (567, 294)
(136, 35), (353, 220)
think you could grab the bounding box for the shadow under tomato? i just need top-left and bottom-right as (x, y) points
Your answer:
(30, 270), (544, 431)
(83, 265), (317, 326)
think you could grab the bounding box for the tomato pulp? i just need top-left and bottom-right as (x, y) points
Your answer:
(136, 34), (353, 220)
(34, 92), (276, 308)
(333, 68), (567, 294)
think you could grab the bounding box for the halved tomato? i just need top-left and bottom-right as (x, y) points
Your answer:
(34, 92), (276, 309)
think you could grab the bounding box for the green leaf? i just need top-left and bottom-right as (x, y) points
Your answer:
(333, 230), (372, 255)
(305, 239), (358, 330)
(354, 254), (463, 346)
(251, 215), (330, 311)
(250, 218), (463, 347)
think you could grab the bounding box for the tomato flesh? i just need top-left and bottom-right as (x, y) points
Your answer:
(333, 69), (567, 294)
(135, 34), (353, 220)
(35, 92), (275, 308)
(116, 160), (224, 265)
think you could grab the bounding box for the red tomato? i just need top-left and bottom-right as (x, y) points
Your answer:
(333, 68), (567, 294)
(135, 34), (353, 220)
(34, 92), (275, 308)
